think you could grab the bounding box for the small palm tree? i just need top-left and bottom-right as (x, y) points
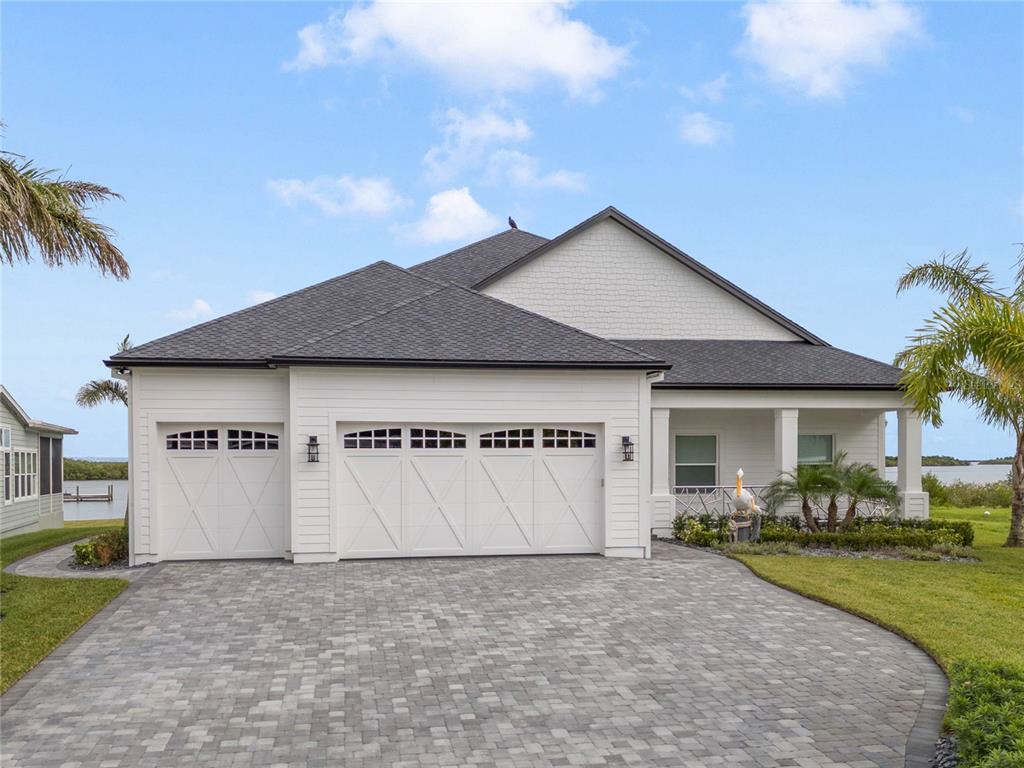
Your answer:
(837, 462), (899, 530)
(764, 464), (838, 533)
(76, 336), (131, 526)
(1, 128), (129, 278)
(895, 250), (1024, 547)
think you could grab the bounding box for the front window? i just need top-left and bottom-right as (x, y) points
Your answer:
(12, 450), (38, 500)
(798, 434), (834, 465)
(674, 435), (717, 488)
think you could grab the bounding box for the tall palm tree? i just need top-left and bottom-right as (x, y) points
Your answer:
(1, 129), (129, 278)
(895, 250), (1024, 547)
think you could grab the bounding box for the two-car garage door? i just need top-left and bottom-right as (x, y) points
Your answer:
(337, 424), (604, 558)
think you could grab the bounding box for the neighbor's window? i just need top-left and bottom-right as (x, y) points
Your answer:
(12, 450), (37, 500)
(410, 428), (466, 449)
(542, 428), (597, 449)
(480, 428), (534, 449)
(39, 437), (52, 496)
(2, 449), (10, 504)
(343, 427), (402, 450)
(166, 430), (219, 450)
(674, 435), (717, 488)
(227, 429), (279, 451)
(1, 427), (10, 449)
(798, 434), (834, 465)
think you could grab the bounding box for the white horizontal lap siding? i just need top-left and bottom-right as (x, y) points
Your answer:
(799, 409), (885, 470)
(290, 367), (645, 558)
(131, 368), (289, 557)
(483, 219), (799, 341)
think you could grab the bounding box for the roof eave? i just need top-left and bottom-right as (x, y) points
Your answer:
(105, 358), (274, 369)
(652, 382), (903, 391)
(268, 356), (671, 371)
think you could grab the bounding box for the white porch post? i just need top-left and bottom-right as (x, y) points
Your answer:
(897, 409), (930, 518)
(774, 408), (799, 476)
(650, 408), (674, 536)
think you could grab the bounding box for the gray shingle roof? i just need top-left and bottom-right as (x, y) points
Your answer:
(109, 261), (665, 370)
(276, 284), (665, 367)
(410, 229), (548, 287)
(618, 340), (903, 389)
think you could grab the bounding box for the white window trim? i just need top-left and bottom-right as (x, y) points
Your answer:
(797, 433), (836, 466)
(672, 431), (719, 488)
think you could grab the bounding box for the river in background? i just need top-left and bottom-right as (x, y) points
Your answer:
(63, 479), (129, 522)
(884, 464), (1011, 484)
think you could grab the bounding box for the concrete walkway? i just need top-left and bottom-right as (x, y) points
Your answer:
(4, 539), (152, 581)
(0, 541), (945, 768)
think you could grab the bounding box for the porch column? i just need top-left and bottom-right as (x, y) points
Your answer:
(774, 408), (799, 476)
(897, 409), (930, 518)
(650, 408), (674, 536)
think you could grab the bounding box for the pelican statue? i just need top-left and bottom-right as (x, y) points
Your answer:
(732, 468), (759, 515)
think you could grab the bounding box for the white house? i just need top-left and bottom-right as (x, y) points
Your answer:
(108, 207), (928, 565)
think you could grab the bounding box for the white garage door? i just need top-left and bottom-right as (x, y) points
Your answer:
(337, 424), (603, 558)
(158, 424), (287, 559)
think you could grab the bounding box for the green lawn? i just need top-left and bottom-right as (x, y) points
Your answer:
(733, 506), (1023, 668)
(0, 522), (128, 693)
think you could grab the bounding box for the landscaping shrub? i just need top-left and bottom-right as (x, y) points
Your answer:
(672, 516), (727, 547)
(922, 472), (950, 505)
(759, 521), (971, 550)
(945, 659), (1024, 767)
(72, 527), (128, 567)
(846, 517), (975, 547)
(922, 472), (1012, 509)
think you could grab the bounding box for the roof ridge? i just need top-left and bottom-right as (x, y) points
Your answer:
(445, 283), (667, 364)
(112, 260), (403, 359)
(275, 274), (448, 356)
(410, 228), (548, 272)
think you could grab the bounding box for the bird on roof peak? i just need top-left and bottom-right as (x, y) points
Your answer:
(508, 216), (518, 230)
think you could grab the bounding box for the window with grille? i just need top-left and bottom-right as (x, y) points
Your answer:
(343, 427), (402, 449)
(227, 429), (279, 450)
(480, 428), (535, 449)
(410, 428), (466, 449)
(166, 429), (219, 450)
(12, 450), (37, 499)
(541, 428), (596, 449)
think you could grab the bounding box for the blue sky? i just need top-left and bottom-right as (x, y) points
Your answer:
(2, 1), (1021, 459)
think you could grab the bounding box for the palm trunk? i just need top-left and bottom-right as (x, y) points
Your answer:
(801, 497), (819, 532)
(827, 495), (839, 532)
(840, 498), (859, 530)
(1006, 430), (1024, 548)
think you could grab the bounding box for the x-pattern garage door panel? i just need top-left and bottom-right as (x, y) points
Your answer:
(337, 424), (603, 558)
(339, 455), (403, 557)
(159, 424), (286, 560)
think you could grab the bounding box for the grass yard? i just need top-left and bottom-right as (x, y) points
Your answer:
(734, 506), (1023, 765)
(0, 522), (128, 693)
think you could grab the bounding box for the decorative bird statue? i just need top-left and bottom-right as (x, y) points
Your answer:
(732, 468), (759, 515)
(508, 216), (518, 230)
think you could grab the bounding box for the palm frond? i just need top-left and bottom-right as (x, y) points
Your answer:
(75, 379), (128, 408)
(0, 154), (128, 279)
(897, 250), (996, 302)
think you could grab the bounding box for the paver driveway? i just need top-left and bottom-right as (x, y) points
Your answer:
(1, 542), (943, 768)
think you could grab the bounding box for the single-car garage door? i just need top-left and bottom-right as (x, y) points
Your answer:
(337, 424), (603, 558)
(158, 424), (287, 559)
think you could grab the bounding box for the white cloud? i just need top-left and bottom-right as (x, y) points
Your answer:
(487, 149), (586, 191)
(268, 175), (408, 217)
(246, 290), (277, 306)
(739, 0), (922, 99)
(285, 1), (629, 98)
(168, 298), (213, 321)
(680, 73), (730, 102)
(679, 112), (730, 146)
(403, 187), (501, 244)
(424, 107), (532, 182)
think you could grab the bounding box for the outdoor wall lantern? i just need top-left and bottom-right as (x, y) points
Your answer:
(621, 435), (635, 462)
(306, 435), (320, 463)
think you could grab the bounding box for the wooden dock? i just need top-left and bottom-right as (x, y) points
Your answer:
(64, 485), (114, 503)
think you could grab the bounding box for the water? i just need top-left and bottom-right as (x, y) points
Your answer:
(62, 479), (129, 522)
(884, 464), (1011, 485)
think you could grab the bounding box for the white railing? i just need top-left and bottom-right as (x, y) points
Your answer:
(672, 486), (897, 522)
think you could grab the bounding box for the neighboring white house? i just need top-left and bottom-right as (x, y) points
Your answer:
(108, 207), (928, 565)
(1, 386), (76, 537)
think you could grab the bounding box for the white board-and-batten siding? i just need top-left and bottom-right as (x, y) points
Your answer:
(129, 369), (289, 558)
(128, 366), (650, 562)
(483, 219), (800, 342)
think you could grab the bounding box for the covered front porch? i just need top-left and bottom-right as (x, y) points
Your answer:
(648, 388), (930, 535)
